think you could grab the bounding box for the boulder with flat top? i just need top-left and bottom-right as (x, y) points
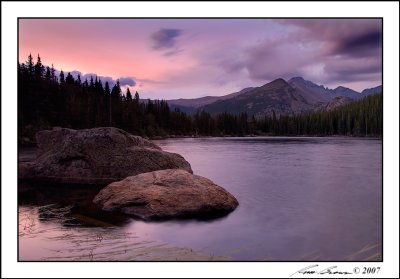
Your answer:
(20, 127), (192, 185)
(93, 169), (239, 220)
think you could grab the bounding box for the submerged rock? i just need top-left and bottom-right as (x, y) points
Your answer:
(93, 169), (239, 220)
(20, 127), (192, 185)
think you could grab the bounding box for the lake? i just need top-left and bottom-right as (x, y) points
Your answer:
(18, 137), (382, 261)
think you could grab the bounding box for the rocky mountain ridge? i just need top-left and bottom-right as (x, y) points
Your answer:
(171, 77), (382, 117)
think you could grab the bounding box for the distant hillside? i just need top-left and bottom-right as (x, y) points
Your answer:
(198, 77), (382, 118)
(200, 78), (316, 118)
(288, 77), (364, 100)
(362, 85), (382, 96)
(331, 86), (362, 100)
(288, 77), (331, 103)
(167, 87), (254, 113)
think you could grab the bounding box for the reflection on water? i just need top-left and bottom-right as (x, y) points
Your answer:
(19, 205), (227, 261)
(19, 137), (382, 261)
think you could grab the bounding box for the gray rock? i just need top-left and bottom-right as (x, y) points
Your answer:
(93, 169), (239, 220)
(21, 127), (192, 185)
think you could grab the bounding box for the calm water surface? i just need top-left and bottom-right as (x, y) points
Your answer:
(19, 137), (382, 261)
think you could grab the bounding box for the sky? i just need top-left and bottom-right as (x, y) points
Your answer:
(19, 18), (382, 99)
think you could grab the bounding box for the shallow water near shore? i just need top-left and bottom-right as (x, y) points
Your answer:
(19, 136), (382, 261)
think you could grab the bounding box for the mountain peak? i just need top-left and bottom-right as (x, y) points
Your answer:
(273, 78), (287, 83)
(288, 77), (326, 90)
(261, 78), (288, 88)
(289, 76), (319, 85)
(289, 76), (305, 82)
(333, 86), (359, 94)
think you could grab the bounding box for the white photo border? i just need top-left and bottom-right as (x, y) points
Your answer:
(2, 1), (399, 278)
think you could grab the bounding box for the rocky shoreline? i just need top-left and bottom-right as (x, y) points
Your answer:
(19, 127), (238, 221)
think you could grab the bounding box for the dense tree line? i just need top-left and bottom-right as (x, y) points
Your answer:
(18, 55), (382, 142)
(18, 54), (188, 138)
(254, 93), (383, 136)
(188, 93), (382, 137)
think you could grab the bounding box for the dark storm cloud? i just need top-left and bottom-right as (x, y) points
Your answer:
(151, 28), (183, 56)
(322, 56), (382, 83)
(217, 37), (316, 82)
(151, 29), (182, 50)
(324, 57), (381, 76)
(335, 30), (382, 57)
(281, 18), (382, 57)
(216, 19), (382, 87)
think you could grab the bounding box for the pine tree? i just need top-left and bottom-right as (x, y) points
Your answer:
(45, 66), (51, 81)
(103, 81), (109, 94)
(76, 75), (81, 86)
(50, 64), (56, 82)
(126, 88), (132, 101)
(66, 72), (74, 84)
(34, 54), (44, 81)
(26, 53), (34, 79)
(104, 81), (111, 125)
(134, 91), (140, 104)
(59, 70), (65, 84)
(90, 76), (94, 89)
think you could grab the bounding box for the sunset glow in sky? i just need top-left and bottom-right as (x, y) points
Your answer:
(19, 18), (382, 99)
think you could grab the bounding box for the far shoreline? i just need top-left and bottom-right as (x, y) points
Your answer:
(148, 134), (383, 141)
(18, 131), (383, 148)
(18, 127), (383, 148)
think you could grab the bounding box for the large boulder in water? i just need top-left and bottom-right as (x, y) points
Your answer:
(93, 169), (239, 220)
(21, 127), (192, 185)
